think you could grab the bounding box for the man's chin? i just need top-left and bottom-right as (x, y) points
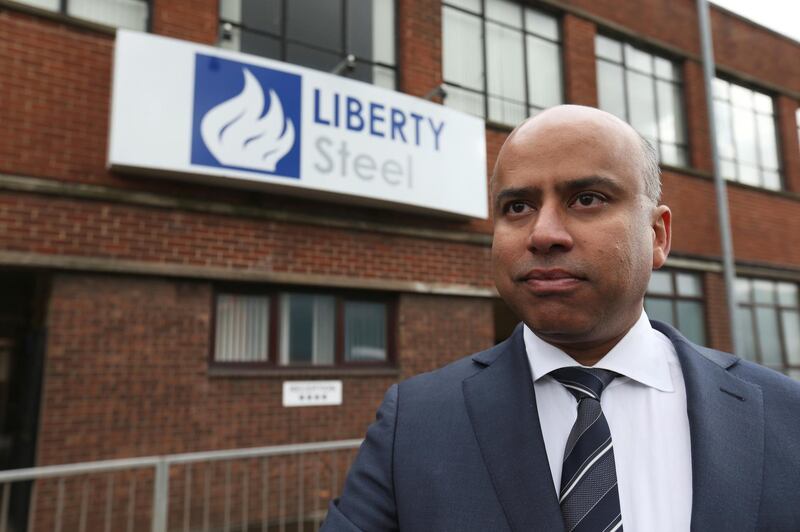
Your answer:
(521, 314), (596, 342)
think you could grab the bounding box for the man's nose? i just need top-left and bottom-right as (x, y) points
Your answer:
(526, 204), (574, 253)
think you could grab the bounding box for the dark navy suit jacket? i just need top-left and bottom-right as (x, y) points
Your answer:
(322, 321), (800, 531)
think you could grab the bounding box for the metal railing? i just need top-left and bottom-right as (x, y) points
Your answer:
(0, 439), (362, 532)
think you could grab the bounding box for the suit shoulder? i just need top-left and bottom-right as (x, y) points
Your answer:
(397, 338), (509, 398)
(730, 357), (800, 402)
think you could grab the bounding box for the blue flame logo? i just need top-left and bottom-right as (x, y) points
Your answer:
(191, 55), (301, 178)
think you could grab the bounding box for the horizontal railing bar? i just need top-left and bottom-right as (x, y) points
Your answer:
(0, 439), (363, 482)
(163, 439), (363, 466)
(0, 456), (161, 482)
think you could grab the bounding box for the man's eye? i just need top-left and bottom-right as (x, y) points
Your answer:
(506, 201), (530, 214)
(573, 193), (605, 208)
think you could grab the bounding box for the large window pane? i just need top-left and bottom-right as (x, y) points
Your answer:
(735, 306), (757, 361)
(215, 294), (269, 362)
(524, 8), (558, 40)
(346, 0), (396, 66)
(755, 307), (782, 365)
(645, 298), (674, 325)
(597, 61), (626, 120)
(714, 100), (736, 160)
(287, 0), (342, 51)
(238, 0), (281, 34)
(595, 35), (622, 62)
(280, 294), (335, 365)
(486, 0), (522, 28)
(486, 22), (525, 101)
(714, 79), (782, 190)
(648, 270), (673, 295)
(345, 302), (387, 361)
(443, 7), (485, 91)
(782, 311), (800, 365)
(526, 36), (562, 109)
(677, 301), (705, 345)
(626, 71), (658, 141)
(444, 85), (485, 116)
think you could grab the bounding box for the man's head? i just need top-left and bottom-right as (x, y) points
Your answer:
(491, 105), (671, 362)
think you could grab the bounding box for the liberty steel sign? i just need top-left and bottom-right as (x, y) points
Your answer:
(109, 31), (487, 218)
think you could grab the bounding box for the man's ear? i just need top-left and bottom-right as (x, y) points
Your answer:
(652, 205), (671, 269)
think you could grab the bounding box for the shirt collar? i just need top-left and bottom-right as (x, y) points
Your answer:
(524, 310), (674, 392)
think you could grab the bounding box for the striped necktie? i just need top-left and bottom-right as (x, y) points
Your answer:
(549, 367), (622, 532)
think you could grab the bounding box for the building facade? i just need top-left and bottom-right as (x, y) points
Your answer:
(0, 0), (799, 525)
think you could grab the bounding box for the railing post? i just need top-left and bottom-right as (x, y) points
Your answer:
(152, 458), (169, 532)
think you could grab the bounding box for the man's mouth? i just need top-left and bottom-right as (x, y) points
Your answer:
(518, 269), (585, 294)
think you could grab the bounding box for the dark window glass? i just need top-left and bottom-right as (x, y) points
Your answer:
(645, 270), (706, 345)
(287, 0), (343, 51)
(219, 0), (396, 89)
(735, 278), (800, 379)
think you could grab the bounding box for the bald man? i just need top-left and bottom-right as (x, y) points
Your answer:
(322, 106), (800, 532)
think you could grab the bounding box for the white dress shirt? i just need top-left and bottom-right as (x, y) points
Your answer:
(524, 311), (692, 532)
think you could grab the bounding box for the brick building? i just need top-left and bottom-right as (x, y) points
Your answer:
(0, 0), (799, 525)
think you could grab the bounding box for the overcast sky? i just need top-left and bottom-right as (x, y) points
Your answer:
(710, 0), (800, 43)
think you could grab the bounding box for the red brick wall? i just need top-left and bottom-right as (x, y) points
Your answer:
(36, 274), (494, 465)
(776, 96), (800, 193)
(562, 14), (597, 107)
(398, 0), (442, 98)
(151, 0), (218, 44)
(0, 192), (493, 287)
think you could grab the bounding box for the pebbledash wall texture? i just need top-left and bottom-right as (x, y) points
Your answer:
(0, 0), (799, 481)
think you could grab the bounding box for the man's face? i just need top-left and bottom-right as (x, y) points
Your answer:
(491, 109), (671, 350)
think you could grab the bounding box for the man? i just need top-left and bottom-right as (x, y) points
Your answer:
(322, 105), (800, 531)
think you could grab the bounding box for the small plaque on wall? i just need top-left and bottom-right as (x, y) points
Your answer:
(282, 381), (343, 407)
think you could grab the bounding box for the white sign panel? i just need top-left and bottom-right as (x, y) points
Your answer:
(282, 380), (343, 407)
(109, 31), (488, 218)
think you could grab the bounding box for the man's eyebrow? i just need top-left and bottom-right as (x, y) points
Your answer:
(555, 175), (626, 195)
(493, 186), (540, 210)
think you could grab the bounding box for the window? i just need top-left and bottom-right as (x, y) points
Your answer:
(645, 270), (706, 345)
(218, 0), (396, 90)
(595, 35), (687, 167)
(213, 289), (393, 367)
(735, 278), (800, 380)
(442, 0), (563, 125)
(12, 0), (149, 30)
(713, 79), (781, 190)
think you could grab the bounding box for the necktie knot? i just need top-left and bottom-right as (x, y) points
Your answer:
(549, 367), (618, 402)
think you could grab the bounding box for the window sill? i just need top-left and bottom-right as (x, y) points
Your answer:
(208, 366), (401, 379)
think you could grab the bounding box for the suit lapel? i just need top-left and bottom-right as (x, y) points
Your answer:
(652, 321), (765, 532)
(462, 326), (565, 532)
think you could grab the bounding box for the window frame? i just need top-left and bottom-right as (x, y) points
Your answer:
(217, 0), (397, 89)
(644, 269), (708, 346)
(441, 0), (564, 126)
(735, 277), (800, 377)
(209, 284), (397, 370)
(712, 76), (783, 190)
(595, 32), (689, 168)
(8, 0), (152, 31)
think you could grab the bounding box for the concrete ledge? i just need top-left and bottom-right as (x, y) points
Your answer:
(0, 250), (499, 297)
(0, 173), (493, 246)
